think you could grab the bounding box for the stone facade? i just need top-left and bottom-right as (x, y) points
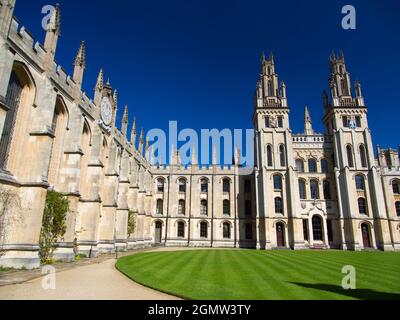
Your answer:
(0, 2), (399, 269)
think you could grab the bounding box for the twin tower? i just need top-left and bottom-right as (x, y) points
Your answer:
(252, 51), (399, 251)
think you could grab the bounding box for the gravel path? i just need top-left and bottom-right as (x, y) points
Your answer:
(0, 258), (179, 300)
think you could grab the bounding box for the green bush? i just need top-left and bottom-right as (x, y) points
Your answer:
(127, 210), (137, 238)
(39, 191), (69, 264)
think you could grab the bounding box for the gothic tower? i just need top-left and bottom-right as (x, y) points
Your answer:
(323, 52), (392, 251)
(254, 53), (305, 250)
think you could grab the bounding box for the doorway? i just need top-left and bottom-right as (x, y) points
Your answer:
(276, 223), (285, 247)
(155, 221), (162, 244)
(361, 223), (372, 249)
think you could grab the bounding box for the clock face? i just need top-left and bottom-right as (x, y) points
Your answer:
(101, 97), (113, 126)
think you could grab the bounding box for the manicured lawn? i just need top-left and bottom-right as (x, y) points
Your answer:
(116, 250), (400, 300)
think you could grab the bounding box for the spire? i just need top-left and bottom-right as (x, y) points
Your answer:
(73, 41), (86, 68)
(95, 68), (104, 91)
(212, 145), (218, 166)
(121, 105), (128, 137)
(113, 89), (118, 108)
(234, 146), (241, 166)
(304, 106), (314, 135)
(138, 128), (144, 155)
(130, 117), (137, 146)
(269, 52), (275, 64)
(170, 144), (176, 165)
(94, 68), (104, 106)
(191, 148), (198, 166)
(145, 137), (150, 160)
(43, 3), (61, 73)
(46, 3), (61, 35)
(72, 41), (86, 93)
(261, 51), (266, 64)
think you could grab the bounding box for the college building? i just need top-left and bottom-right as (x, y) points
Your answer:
(0, 1), (399, 269)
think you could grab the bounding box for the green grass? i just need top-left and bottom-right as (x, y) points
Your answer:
(116, 250), (400, 300)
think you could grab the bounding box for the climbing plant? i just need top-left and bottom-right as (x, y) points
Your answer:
(39, 190), (69, 264)
(127, 210), (137, 238)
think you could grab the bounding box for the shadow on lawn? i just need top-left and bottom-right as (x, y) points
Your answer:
(290, 283), (400, 300)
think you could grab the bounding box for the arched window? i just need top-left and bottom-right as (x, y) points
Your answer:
(321, 159), (329, 173)
(156, 199), (163, 215)
(157, 179), (165, 193)
(299, 179), (306, 200)
(312, 216), (323, 241)
(223, 223), (231, 239)
(308, 159), (317, 173)
(179, 179), (186, 193)
(177, 221), (185, 238)
(296, 159), (304, 173)
(200, 222), (208, 238)
(266, 145), (273, 167)
(279, 145), (286, 167)
(0, 71), (24, 169)
(275, 197), (283, 214)
(359, 145), (368, 168)
(200, 200), (208, 216)
(178, 200), (185, 215)
(200, 179), (208, 193)
(268, 80), (273, 96)
(323, 180), (332, 200)
(310, 180), (320, 200)
(273, 174), (282, 190)
(223, 200), (230, 216)
(223, 179), (230, 193)
(395, 202), (400, 217)
(392, 180), (400, 195)
(347, 145), (354, 168)
(358, 198), (367, 215)
(355, 175), (365, 191)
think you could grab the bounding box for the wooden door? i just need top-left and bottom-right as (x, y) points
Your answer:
(155, 222), (162, 244)
(276, 223), (285, 247)
(361, 224), (371, 248)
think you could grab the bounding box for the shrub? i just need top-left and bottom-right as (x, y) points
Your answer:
(127, 210), (137, 238)
(39, 191), (69, 264)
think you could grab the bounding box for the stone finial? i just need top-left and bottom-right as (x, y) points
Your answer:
(304, 106), (314, 135)
(212, 145), (217, 165)
(234, 146), (241, 166)
(138, 128), (144, 154)
(95, 68), (104, 91)
(73, 41), (86, 68)
(46, 3), (61, 35)
(121, 105), (129, 137)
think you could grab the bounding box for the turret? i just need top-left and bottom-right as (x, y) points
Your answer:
(94, 69), (104, 106)
(121, 105), (128, 138)
(130, 117), (137, 147)
(0, 0), (16, 38)
(138, 128), (144, 155)
(43, 4), (61, 73)
(72, 41), (86, 98)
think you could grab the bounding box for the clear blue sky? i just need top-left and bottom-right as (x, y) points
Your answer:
(14, 0), (400, 153)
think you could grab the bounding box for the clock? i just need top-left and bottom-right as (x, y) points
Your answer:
(100, 97), (113, 126)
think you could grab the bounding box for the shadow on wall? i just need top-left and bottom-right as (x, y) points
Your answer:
(290, 282), (400, 300)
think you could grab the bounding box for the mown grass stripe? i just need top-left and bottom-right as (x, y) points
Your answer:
(116, 250), (400, 300)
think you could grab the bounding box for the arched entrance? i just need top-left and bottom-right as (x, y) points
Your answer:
(361, 223), (372, 249)
(312, 215), (324, 242)
(155, 221), (162, 244)
(276, 222), (285, 247)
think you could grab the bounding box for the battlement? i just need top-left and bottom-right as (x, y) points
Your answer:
(8, 18), (46, 67)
